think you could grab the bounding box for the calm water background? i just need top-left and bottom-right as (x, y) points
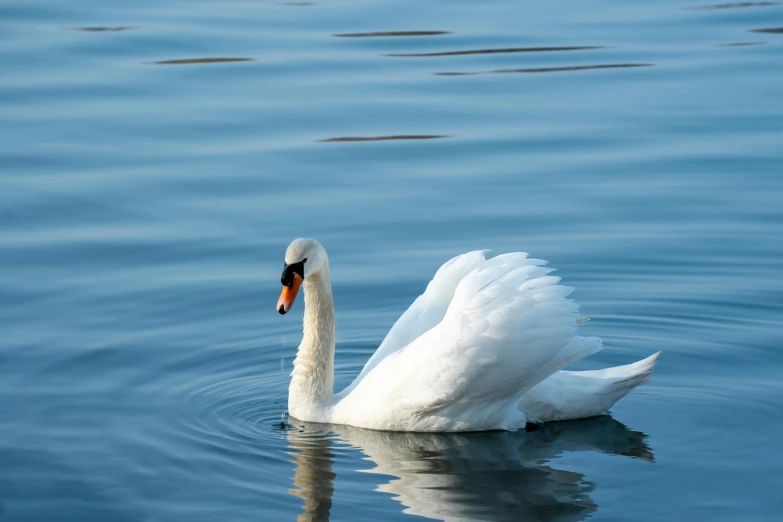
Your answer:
(2, 0), (783, 520)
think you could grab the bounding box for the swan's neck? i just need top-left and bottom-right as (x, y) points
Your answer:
(289, 259), (335, 417)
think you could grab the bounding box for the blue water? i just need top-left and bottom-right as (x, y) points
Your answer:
(2, 0), (783, 520)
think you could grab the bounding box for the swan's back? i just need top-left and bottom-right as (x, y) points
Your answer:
(333, 251), (609, 431)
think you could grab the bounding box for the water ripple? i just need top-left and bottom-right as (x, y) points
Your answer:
(685, 2), (780, 9)
(334, 31), (450, 38)
(385, 45), (605, 57)
(717, 41), (766, 46)
(151, 58), (255, 65)
(73, 26), (140, 32)
(436, 63), (653, 76)
(318, 135), (449, 142)
(170, 367), (290, 452)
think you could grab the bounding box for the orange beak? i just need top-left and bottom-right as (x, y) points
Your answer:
(277, 273), (302, 315)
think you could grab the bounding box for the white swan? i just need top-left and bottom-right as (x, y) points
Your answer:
(277, 238), (659, 432)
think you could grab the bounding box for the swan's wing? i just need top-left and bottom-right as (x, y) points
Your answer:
(337, 253), (602, 429)
(343, 251), (488, 392)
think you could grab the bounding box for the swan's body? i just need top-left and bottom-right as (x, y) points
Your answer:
(277, 238), (659, 432)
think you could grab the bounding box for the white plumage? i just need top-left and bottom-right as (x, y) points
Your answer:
(278, 238), (659, 432)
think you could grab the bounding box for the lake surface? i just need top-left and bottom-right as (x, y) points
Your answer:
(2, 0), (783, 520)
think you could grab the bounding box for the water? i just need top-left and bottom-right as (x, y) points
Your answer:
(1, 0), (782, 520)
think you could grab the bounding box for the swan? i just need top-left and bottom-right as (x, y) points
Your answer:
(277, 238), (659, 432)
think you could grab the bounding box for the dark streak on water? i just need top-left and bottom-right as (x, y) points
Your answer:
(718, 41), (766, 45)
(334, 31), (451, 38)
(751, 27), (783, 32)
(74, 26), (140, 32)
(436, 63), (653, 76)
(385, 46), (605, 58)
(318, 135), (449, 142)
(685, 2), (781, 9)
(151, 57), (255, 65)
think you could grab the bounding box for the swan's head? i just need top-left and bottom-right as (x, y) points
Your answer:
(277, 238), (327, 315)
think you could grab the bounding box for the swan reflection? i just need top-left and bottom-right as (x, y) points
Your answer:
(287, 416), (653, 522)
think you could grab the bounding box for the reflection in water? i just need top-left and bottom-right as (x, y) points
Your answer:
(74, 26), (139, 32)
(335, 31), (451, 38)
(385, 46), (604, 58)
(436, 63), (652, 76)
(751, 27), (783, 33)
(318, 135), (449, 143)
(288, 431), (335, 522)
(287, 417), (653, 522)
(151, 58), (254, 65)
(685, 2), (780, 9)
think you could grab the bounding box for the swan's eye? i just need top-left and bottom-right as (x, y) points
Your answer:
(281, 258), (307, 288)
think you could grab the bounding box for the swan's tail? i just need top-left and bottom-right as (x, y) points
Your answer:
(576, 350), (661, 393)
(519, 351), (661, 423)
